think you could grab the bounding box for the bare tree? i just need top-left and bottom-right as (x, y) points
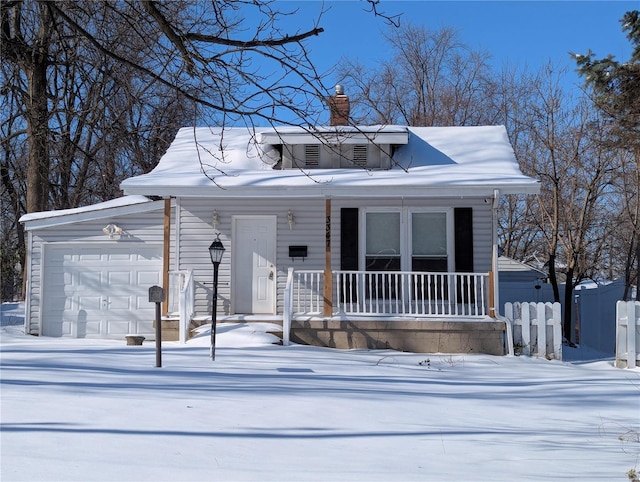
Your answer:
(1, 0), (402, 300)
(515, 65), (621, 340)
(2, 0), (322, 299)
(335, 24), (496, 126)
(1, 0), (331, 215)
(573, 10), (640, 300)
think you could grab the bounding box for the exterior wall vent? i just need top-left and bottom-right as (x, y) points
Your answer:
(305, 145), (320, 167)
(353, 145), (368, 167)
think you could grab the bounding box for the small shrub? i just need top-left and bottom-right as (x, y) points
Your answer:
(418, 358), (431, 369)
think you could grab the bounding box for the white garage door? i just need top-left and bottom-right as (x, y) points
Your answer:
(42, 244), (163, 338)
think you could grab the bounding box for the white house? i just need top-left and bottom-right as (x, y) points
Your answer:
(21, 95), (540, 354)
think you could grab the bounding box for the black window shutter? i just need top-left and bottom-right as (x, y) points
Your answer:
(340, 208), (359, 270)
(454, 207), (474, 272)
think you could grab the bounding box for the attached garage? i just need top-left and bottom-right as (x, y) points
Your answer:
(20, 196), (168, 339)
(41, 244), (162, 338)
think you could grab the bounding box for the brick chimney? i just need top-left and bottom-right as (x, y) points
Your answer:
(329, 84), (350, 126)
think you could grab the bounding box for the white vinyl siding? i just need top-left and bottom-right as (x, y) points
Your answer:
(176, 198), (326, 318)
(23, 204), (166, 336)
(280, 143), (391, 169)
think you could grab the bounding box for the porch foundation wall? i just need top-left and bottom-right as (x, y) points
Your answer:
(290, 319), (506, 355)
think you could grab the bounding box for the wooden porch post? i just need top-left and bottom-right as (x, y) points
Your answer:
(323, 198), (333, 317)
(162, 198), (171, 317)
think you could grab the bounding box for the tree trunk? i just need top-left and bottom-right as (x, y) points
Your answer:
(636, 231), (640, 301)
(563, 267), (575, 344)
(547, 253), (560, 302)
(25, 59), (51, 214)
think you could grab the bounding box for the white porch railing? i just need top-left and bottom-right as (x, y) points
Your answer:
(287, 269), (490, 318)
(169, 270), (194, 343)
(335, 270), (489, 317)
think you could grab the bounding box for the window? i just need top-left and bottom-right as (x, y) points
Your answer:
(365, 212), (401, 270)
(411, 212), (448, 272)
(363, 209), (451, 272)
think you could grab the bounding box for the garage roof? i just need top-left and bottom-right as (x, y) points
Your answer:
(20, 196), (163, 230)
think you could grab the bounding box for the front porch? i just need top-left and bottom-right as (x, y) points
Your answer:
(283, 269), (504, 354)
(168, 268), (506, 354)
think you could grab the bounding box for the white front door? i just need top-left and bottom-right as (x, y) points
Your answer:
(233, 216), (277, 314)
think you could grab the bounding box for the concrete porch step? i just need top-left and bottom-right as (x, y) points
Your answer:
(159, 316), (284, 343)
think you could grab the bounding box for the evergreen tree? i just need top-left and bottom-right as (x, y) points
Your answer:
(573, 10), (640, 300)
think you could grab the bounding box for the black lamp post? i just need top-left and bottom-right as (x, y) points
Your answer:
(208, 236), (225, 361)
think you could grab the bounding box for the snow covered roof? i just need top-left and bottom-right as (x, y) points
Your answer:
(19, 195), (163, 230)
(120, 125), (540, 198)
(498, 256), (547, 276)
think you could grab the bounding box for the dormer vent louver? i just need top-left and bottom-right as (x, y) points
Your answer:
(305, 145), (320, 167)
(353, 145), (367, 167)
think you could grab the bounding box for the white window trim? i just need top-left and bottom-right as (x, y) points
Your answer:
(359, 207), (454, 272)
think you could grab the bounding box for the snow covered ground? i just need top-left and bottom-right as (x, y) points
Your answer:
(1, 302), (639, 481)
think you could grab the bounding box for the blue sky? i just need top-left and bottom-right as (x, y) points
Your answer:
(275, 0), (637, 95)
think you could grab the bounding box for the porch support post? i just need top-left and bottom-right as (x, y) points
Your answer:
(488, 270), (496, 317)
(490, 188), (500, 318)
(162, 197), (171, 317)
(323, 198), (333, 317)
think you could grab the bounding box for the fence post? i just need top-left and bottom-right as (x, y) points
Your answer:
(521, 302), (531, 356)
(628, 302), (637, 369)
(552, 302), (562, 360)
(535, 302), (546, 358)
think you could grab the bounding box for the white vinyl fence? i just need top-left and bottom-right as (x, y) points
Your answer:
(505, 302), (562, 360)
(615, 301), (640, 369)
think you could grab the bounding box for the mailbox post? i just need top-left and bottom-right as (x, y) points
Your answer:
(149, 285), (165, 367)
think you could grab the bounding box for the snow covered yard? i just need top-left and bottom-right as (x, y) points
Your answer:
(1, 303), (639, 481)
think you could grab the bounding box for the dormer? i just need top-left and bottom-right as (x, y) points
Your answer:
(258, 86), (409, 170)
(259, 126), (409, 170)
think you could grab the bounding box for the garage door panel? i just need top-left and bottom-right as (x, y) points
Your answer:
(108, 296), (131, 310)
(108, 271), (131, 286)
(135, 294), (151, 310)
(81, 320), (102, 337)
(134, 247), (162, 261)
(108, 252), (133, 262)
(78, 295), (101, 310)
(78, 249), (102, 261)
(137, 270), (160, 285)
(105, 319), (131, 336)
(43, 244), (162, 339)
(79, 271), (102, 290)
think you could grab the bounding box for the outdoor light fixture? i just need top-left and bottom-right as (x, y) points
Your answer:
(102, 224), (122, 239)
(287, 210), (295, 230)
(208, 235), (225, 361)
(212, 210), (220, 230)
